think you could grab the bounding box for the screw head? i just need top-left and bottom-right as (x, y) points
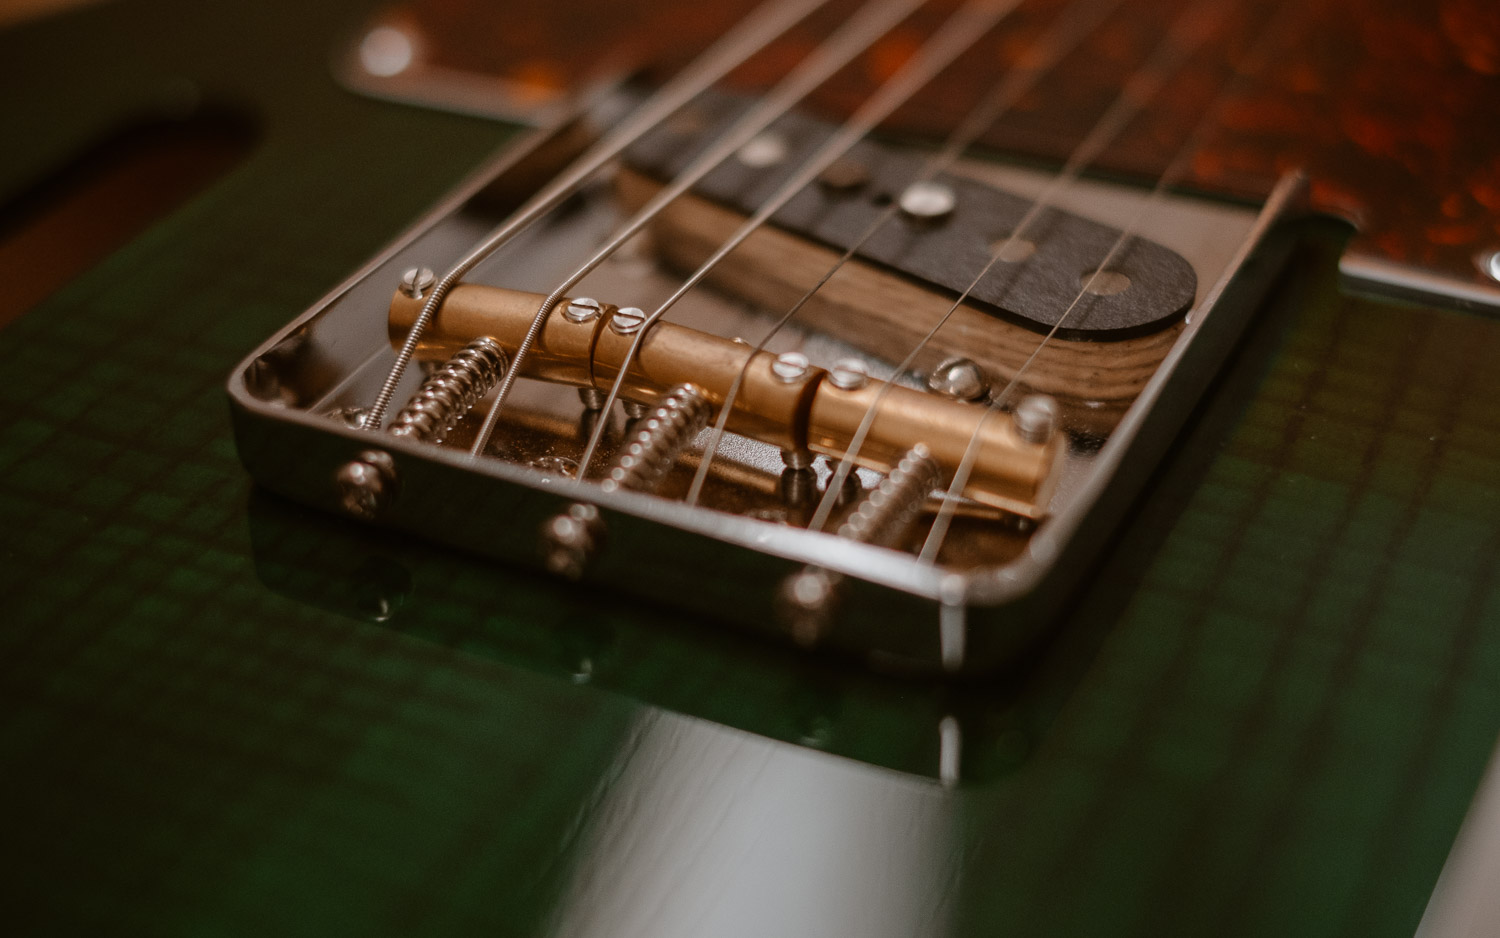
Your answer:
(1013, 394), (1060, 444)
(771, 351), (810, 383)
(829, 358), (870, 390)
(779, 568), (837, 647)
(359, 25), (416, 77)
(399, 266), (436, 299)
(335, 449), (398, 520)
(737, 132), (788, 168)
(541, 504), (602, 579)
(1479, 248), (1500, 283)
(899, 181), (956, 221)
(564, 297), (602, 323)
(927, 357), (988, 401)
(325, 405), (370, 429)
(609, 306), (646, 335)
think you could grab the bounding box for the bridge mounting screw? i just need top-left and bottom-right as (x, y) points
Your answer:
(399, 266), (436, 299)
(927, 358), (988, 401)
(564, 297), (602, 323)
(829, 358), (869, 391)
(1013, 393), (1060, 444)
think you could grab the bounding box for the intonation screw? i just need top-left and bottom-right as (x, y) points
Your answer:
(927, 358), (988, 401)
(388, 337), (509, 445)
(829, 358), (869, 390)
(609, 306), (647, 335)
(778, 444), (942, 645)
(399, 266), (436, 299)
(1012, 393), (1060, 445)
(541, 384), (713, 578)
(335, 449), (398, 520)
(772, 351), (810, 383)
(564, 297), (602, 323)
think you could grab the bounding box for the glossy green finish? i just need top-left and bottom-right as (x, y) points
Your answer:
(2, 2), (1499, 935)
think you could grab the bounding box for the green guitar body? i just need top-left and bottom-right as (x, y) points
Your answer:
(2, 1), (1497, 934)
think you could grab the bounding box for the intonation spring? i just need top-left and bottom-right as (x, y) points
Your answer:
(388, 337), (508, 444)
(835, 443), (942, 546)
(780, 443), (942, 644)
(542, 383), (712, 578)
(599, 383), (713, 495)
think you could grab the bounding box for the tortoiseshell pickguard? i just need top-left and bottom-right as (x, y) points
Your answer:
(362, 0), (1500, 303)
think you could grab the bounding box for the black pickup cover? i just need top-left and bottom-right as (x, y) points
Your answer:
(625, 94), (1198, 340)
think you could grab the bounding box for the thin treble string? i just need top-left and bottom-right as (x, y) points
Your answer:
(918, 0), (1305, 563)
(468, 0), (929, 457)
(363, 0), (833, 431)
(683, 0), (1131, 507)
(572, 0), (1024, 479)
(804, 0), (1238, 535)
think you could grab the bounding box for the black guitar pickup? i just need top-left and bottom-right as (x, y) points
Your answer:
(623, 93), (1197, 340)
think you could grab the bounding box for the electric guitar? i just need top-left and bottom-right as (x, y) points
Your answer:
(2, 0), (1498, 934)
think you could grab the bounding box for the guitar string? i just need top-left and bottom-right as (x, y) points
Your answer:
(567, 0), (1024, 478)
(361, 0), (833, 430)
(467, 0), (931, 457)
(802, 0), (1239, 535)
(918, 0), (1305, 563)
(683, 0), (1132, 507)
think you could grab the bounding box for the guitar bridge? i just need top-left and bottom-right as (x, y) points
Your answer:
(229, 102), (1304, 673)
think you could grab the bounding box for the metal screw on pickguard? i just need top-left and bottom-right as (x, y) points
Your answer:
(737, 132), (788, 168)
(335, 449), (398, 520)
(1013, 394), (1060, 444)
(541, 384), (713, 577)
(829, 358), (869, 390)
(899, 181), (955, 222)
(772, 351), (810, 383)
(388, 337), (509, 444)
(927, 358), (988, 401)
(399, 266), (436, 299)
(1479, 249), (1500, 283)
(359, 25), (416, 77)
(779, 445), (943, 645)
(564, 297), (603, 323)
(610, 306), (647, 335)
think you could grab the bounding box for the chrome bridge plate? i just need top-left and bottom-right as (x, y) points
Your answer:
(228, 116), (1300, 673)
